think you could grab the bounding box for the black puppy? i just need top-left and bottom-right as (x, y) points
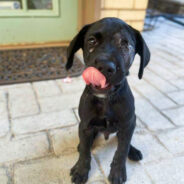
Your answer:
(66, 17), (150, 184)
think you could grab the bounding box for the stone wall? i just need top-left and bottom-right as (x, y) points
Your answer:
(100, 0), (149, 31)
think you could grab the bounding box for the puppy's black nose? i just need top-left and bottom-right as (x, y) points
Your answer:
(96, 60), (116, 77)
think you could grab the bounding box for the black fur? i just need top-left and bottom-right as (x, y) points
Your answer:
(66, 17), (150, 184)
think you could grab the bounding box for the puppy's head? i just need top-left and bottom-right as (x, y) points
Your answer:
(66, 18), (150, 93)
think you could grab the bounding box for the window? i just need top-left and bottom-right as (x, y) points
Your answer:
(0, 1), (22, 10)
(27, 0), (53, 10)
(0, 0), (59, 16)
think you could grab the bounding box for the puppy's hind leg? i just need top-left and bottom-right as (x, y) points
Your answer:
(128, 145), (143, 161)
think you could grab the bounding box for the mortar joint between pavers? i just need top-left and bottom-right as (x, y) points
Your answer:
(162, 104), (184, 111)
(46, 130), (55, 154)
(146, 65), (180, 91)
(133, 86), (177, 127)
(6, 92), (12, 138)
(13, 154), (55, 168)
(146, 67), (172, 84)
(72, 108), (80, 123)
(54, 80), (64, 94)
(55, 80), (64, 93)
(152, 51), (182, 71)
(143, 166), (155, 184)
(136, 116), (153, 133)
(92, 153), (109, 184)
(143, 76), (179, 105)
(31, 83), (42, 114)
(0, 164), (14, 184)
(152, 134), (173, 156)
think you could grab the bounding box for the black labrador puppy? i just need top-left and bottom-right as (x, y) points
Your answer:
(66, 17), (150, 184)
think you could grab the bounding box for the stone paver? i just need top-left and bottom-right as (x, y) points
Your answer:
(170, 79), (184, 90)
(128, 74), (176, 109)
(87, 156), (105, 184)
(0, 134), (49, 164)
(135, 98), (174, 131)
(0, 168), (8, 184)
(14, 153), (104, 184)
(158, 128), (184, 155)
(8, 86), (39, 118)
(56, 76), (85, 93)
(145, 157), (184, 184)
(33, 80), (61, 98)
(50, 125), (79, 156)
(0, 90), (6, 102)
(131, 89), (141, 98)
(0, 101), (9, 137)
(163, 106), (184, 126)
(0, 17), (184, 184)
(74, 108), (80, 122)
(167, 91), (184, 105)
(147, 63), (176, 80)
(131, 133), (172, 163)
(0, 119), (9, 138)
(0, 83), (31, 91)
(38, 92), (81, 113)
(152, 52), (184, 78)
(0, 101), (8, 119)
(134, 80), (176, 110)
(125, 165), (152, 184)
(93, 135), (152, 184)
(12, 110), (77, 135)
(134, 118), (148, 134)
(143, 70), (178, 93)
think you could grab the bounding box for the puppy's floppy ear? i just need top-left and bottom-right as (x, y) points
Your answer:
(133, 28), (151, 79)
(65, 24), (91, 70)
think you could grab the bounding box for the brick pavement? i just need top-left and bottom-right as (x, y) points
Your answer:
(0, 18), (184, 184)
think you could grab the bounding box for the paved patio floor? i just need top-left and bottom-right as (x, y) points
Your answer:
(0, 18), (184, 184)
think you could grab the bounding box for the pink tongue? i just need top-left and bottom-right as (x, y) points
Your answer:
(82, 67), (107, 89)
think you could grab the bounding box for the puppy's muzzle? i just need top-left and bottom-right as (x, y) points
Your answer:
(95, 59), (116, 79)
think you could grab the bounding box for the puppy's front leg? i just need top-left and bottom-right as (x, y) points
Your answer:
(70, 122), (96, 184)
(109, 121), (135, 184)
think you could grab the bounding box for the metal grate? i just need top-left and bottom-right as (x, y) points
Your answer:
(0, 47), (84, 85)
(144, 0), (184, 31)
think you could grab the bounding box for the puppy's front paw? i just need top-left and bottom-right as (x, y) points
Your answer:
(108, 166), (127, 184)
(70, 160), (90, 184)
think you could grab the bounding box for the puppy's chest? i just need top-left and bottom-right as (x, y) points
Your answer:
(91, 98), (118, 139)
(93, 98), (112, 118)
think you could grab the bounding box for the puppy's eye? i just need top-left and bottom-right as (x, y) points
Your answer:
(88, 36), (97, 46)
(120, 39), (128, 47)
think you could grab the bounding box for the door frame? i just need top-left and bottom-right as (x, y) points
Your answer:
(78, 0), (101, 29)
(0, 0), (101, 50)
